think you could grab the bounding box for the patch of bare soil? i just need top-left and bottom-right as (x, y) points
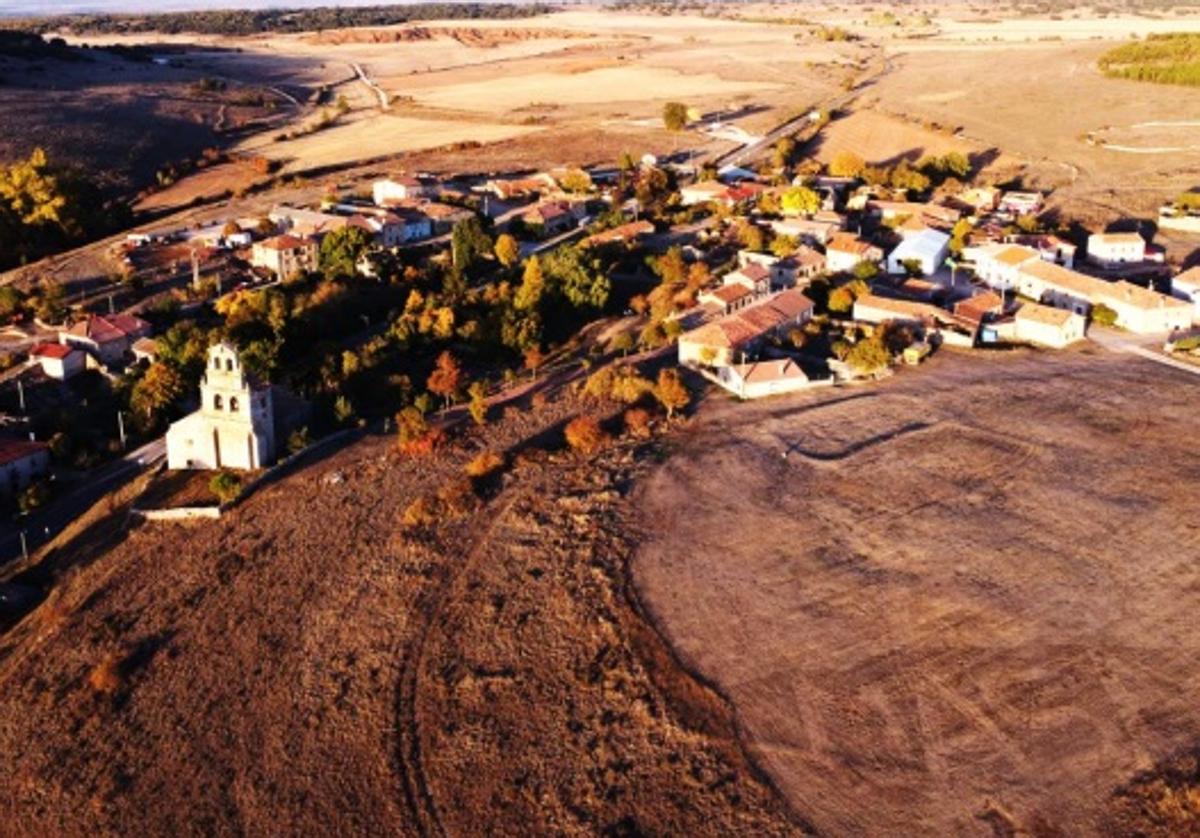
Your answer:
(633, 347), (1200, 835)
(0, 377), (802, 835)
(1105, 746), (1200, 837)
(306, 26), (592, 48)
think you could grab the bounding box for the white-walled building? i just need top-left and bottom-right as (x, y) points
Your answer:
(1087, 232), (1146, 268)
(251, 235), (318, 281)
(1013, 302), (1086, 348)
(1171, 266), (1200, 321)
(886, 228), (950, 277)
(826, 233), (884, 274)
(167, 343), (276, 471)
(30, 342), (85, 380)
(373, 176), (431, 205)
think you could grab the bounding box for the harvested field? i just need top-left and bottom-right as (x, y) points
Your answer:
(633, 347), (1200, 835)
(0, 380), (803, 835)
(811, 109), (978, 169)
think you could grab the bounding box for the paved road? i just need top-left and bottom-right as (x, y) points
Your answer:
(0, 436), (165, 571)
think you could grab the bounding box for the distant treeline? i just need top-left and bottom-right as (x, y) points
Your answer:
(3, 4), (554, 38)
(1099, 33), (1200, 87)
(0, 29), (150, 62)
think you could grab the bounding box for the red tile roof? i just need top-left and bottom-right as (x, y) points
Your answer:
(31, 342), (75, 359)
(65, 313), (147, 345)
(258, 234), (315, 252)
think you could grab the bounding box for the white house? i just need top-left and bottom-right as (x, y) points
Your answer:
(166, 343), (276, 471)
(769, 217), (841, 246)
(1087, 232), (1145, 268)
(29, 342), (85, 380)
(679, 289), (814, 368)
(973, 244), (1040, 292)
(886, 228), (950, 277)
(1013, 302), (1086, 348)
(716, 358), (810, 399)
(679, 181), (728, 207)
(373, 176), (431, 206)
(1171, 266), (1200, 321)
(60, 313), (151, 366)
(251, 234), (318, 281)
(999, 191), (1043, 216)
(826, 233), (883, 274)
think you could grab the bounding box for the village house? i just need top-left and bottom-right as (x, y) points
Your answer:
(953, 290), (1005, 326)
(999, 191), (1043, 216)
(1171, 266), (1200, 320)
(679, 181), (728, 207)
(769, 217), (841, 246)
(724, 261), (772, 297)
(29, 342), (85, 380)
(678, 289), (814, 368)
(251, 234), (318, 281)
(697, 283), (755, 316)
(414, 201), (475, 235)
(1013, 302), (1087, 348)
(852, 293), (947, 328)
(521, 200), (582, 236)
(0, 439), (49, 498)
(778, 245), (826, 287)
(886, 228), (951, 277)
(869, 200), (961, 231)
(581, 220), (654, 249)
(1086, 231), (1146, 268)
(60, 313), (151, 366)
(166, 343), (276, 471)
(1013, 233), (1077, 268)
(483, 173), (559, 201)
(973, 244), (1041, 291)
(373, 175), (432, 206)
(131, 337), (159, 364)
(957, 186), (1001, 214)
(268, 206), (347, 240)
(1004, 258), (1192, 334)
(716, 358), (810, 400)
(826, 233), (883, 274)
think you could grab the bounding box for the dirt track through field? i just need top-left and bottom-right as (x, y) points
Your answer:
(633, 347), (1200, 835)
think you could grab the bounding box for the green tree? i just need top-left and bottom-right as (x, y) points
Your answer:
(33, 279), (66, 323)
(846, 335), (891, 374)
(319, 225), (373, 278)
(737, 220), (766, 252)
(853, 260), (881, 281)
(559, 168), (593, 194)
(662, 101), (689, 132)
(451, 216), (493, 273)
(770, 234), (798, 258)
(543, 245), (610, 311)
(0, 286), (25, 321)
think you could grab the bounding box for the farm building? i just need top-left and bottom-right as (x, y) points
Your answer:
(1013, 303), (1087, 348)
(1087, 232), (1145, 268)
(716, 358), (810, 399)
(886, 229), (950, 277)
(678, 290), (814, 368)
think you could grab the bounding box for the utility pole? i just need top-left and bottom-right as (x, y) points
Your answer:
(117, 410), (126, 450)
(17, 379), (24, 414)
(191, 247), (201, 292)
(19, 530), (27, 562)
(108, 293), (115, 315)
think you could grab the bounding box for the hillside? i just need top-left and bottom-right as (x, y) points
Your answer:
(0, 379), (803, 835)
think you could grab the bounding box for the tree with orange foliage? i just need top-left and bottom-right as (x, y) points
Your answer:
(427, 350), (462, 411)
(564, 414), (606, 456)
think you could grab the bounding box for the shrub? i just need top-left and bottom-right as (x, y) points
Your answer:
(1092, 303), (1119, 327)
(88, 653), (122, 694)
(465, 450), (505, 479)
(209, 470), (242, 504)
(564, 415), (606, 456)
(623, 407), (652, 438)
(401, 496), (437, 530)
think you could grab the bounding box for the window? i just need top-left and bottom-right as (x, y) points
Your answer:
(214, 394), (223, 410)
(229, 396), (239, 413)
(226, 358), (234, 372)
(213, 357), (221, 370)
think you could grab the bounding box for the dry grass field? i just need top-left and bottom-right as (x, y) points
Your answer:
(0, 381), (803, 836)
(633, 347), (1200, 835)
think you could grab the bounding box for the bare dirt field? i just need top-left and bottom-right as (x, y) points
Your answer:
(633, 347), (1200, 835)
(0, 381), (803, 835)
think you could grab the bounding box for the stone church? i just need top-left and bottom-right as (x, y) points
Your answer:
(166, 343), (276, 470)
